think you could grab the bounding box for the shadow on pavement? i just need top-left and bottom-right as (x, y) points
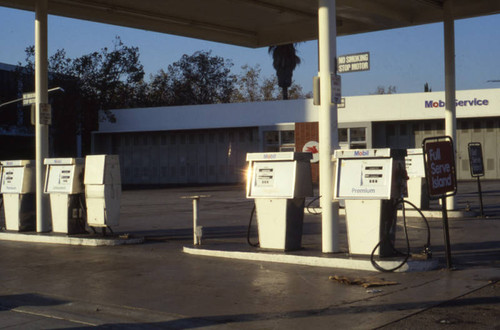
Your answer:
(0, 293), (68, 311)
(68, 295), (500, 329)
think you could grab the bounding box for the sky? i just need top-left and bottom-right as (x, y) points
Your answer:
(0, 6), (499, 97)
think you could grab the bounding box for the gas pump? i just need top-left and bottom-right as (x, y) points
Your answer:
(44, 158), (85, 234)
(334, 149), (407, 257)
(405, 148), (429, 209)
(246, 152), (313, 251)
(0, 160), (36, 231)
(84, 155), (121, 232)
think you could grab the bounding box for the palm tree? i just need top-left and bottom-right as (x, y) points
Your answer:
(268, 44), (301, 100)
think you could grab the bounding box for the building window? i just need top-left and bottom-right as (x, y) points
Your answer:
(460, 121), (469, 133)
(350, 127), (366, 149)
(387, 124), (396, 137)
(486, 120), (495, 132)
(473, 121), (481, 132)
(263, 130), (295, 152)
(399, 124), (407, 136)
(350, 128), (366, 142)
(412, 123), (419, 135)
(339, 128), (348, 142)
(264, 131), (279, 145)
(436, 120), (444, 132)
(281, 131), (294, 144)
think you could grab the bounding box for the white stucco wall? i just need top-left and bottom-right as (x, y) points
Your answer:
(98, 89), (500, 133)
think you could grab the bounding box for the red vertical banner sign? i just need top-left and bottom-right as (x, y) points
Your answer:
(423, 137), (457, 199)
(423, 136), (457, 269)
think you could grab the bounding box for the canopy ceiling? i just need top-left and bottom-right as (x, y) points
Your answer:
(1, 0), (499, 47)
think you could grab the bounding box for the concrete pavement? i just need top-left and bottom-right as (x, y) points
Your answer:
(0, 180), (498, 328)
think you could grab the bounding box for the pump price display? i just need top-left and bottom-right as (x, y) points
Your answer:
(45, 165), (75, 193)
(0, 167), (25, 193)
(256, 168), (274, 187)
(423, 138), (457, 198)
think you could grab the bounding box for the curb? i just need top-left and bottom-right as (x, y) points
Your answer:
(0, 232), (144, 246)
(183, 246), (439, 272)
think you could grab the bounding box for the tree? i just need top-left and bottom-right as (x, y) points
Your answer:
(17, 36), (147, 156)
(70, 37), (146, 115)
(147, 69), (174, 106)
(231, 65), (309, 102)
(268, 44), (301, 100)
(231, 64), (263, 103)
(424, 82), (432, 92)
(373, 85), (397, 94)
(260, 76), (281, 101)
(164, 50), (235, 105)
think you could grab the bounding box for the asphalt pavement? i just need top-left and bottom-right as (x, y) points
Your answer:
(0, 180), (498, 329)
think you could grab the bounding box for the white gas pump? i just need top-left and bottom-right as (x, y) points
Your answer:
(44, 158), (85, 234)
(246, 152), (313, 251)
(0, 160), (36, 231)
(405, 148), (429, 209)
(334, 149), (406, 257)
(84, 155), (121, 231)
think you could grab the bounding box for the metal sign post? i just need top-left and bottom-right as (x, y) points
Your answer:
(468, 142), (485, 217)
(423, 136), (457, 269)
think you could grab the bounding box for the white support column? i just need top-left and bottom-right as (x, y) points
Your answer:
(35, 0), (51, 232)
(318, 0), (340, 253)
(443, 0), (457, 210)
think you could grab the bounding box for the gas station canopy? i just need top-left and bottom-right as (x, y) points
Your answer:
(1, 0), (499, 47)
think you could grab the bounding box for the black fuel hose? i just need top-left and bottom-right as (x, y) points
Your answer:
(370, 198), (431, 272)
(247, 204), (259, 247)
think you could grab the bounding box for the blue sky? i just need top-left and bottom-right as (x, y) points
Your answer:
(0, 6), (499, 96)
